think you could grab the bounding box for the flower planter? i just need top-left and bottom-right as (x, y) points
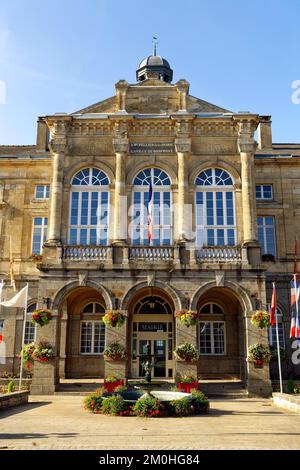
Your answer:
(104, 379), (124, 393)
(177, 381), (199, 393)
(254, 359), (264, 368)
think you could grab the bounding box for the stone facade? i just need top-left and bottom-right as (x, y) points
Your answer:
(0, 52), (299, 397)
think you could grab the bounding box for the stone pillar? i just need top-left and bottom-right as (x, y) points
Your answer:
(58, 305), (68, 379)
(104, 311), (128, 381)
(258, 116), (272, 149)
(112, 137), (128, 245)
(176, 79), (190, 113)
(115, 80), (129, 113)
(31, 311), (59, 395)
(174, 315), (198, 379)
(175, 138), (191, 243)
(245, 311), (272, 397)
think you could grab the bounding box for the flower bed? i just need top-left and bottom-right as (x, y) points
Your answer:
(174, 343), (198, 362)
(83, 388), (210, 417)
(250, 310), (270, 329)
(31, 309), (52, 327)
(102, 310), (125, 328)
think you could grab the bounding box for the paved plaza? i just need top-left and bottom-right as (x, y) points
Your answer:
(0, 396), (300, 450)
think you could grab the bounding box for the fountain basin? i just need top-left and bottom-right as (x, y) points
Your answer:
(102, 389), (192, 405)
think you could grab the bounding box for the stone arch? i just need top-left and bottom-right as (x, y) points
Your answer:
(120, 280), (183, 312)
(126, 162), (177, 185)
(52, 280), (113, 311)
(190, 280), (253, 314)
(189, 160), (241, 187)
(64, 161), (115, 187)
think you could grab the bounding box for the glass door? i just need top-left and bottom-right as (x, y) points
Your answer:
(153, 340), (166, 377)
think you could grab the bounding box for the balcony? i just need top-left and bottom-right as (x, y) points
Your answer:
(63, 245), (111, 261)
(195, 246), (243, 264)
(129, 246), (174, 263)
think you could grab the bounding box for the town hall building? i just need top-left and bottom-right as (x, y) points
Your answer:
(0, 50), (299, 396)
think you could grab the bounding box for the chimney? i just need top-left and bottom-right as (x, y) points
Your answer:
(258, 116), (272, 149)
(36, 118), (49, 150)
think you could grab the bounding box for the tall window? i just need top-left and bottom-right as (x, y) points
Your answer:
(257, 216), (276, 256)
(69, 168), (110, 246)
(80, 302), (106, 354)
(198, 303), (225, 355)
(131, 168), (172, 245)
(195, 168), (236, 247)
(24, 303), (37, 344)
(32, 217), (48, 255)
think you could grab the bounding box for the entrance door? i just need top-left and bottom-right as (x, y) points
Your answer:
(138, 339), (167, 378)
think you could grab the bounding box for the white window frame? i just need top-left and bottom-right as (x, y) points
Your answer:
(35, 185), (50, 200)
(131, 168), (172, 246)
(257, 216), (276, 256)
(80, 320), (106, 355)
(199, 321), (226, 356)
(195, 190), (236, 247)
(256, 184), (273, 200)
(32, 217), (48, 255)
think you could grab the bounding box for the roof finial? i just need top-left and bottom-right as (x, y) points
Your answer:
(152, 36), (158, 56)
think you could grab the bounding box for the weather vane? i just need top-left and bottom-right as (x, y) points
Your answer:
(152, 36), (158, 56)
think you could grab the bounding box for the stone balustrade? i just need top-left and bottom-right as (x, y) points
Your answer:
(63, 245), (111, 261)
(129, 246), (174, 262)
(196, 246), (242, 263)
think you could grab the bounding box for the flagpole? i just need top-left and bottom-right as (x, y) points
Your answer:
(19, 283), (28, 391)
(275, 306), (283, 394)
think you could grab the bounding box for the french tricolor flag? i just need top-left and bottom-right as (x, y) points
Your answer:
(147, 179), (153, 244)
(290, 274), (300, 339)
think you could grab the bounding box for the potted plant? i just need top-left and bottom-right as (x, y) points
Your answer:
(31, 339), (55, 363)
(248, 343), (271, 367)
(103, 342), (127, 361)
(176, 310), (199, 327)
(174, 343), (198, 362)
(20, 343), (35, 369)
(250, 310), (270, 329)
(102, 310), (126, 328)
(31, 309), (52, 327)
(176, 373), (199, 393)
(103, 375), (125, 393)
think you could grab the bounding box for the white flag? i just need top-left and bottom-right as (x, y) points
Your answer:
(0, 280), (4, 298)
(0, 285), (28, 308)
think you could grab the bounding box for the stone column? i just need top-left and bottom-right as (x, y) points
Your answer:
(175, 138), (191, 243)
(112, 137), (128, 245)
(176, 79), (190, 113)
(58, 305), (68, 380)
(174, 315), (198, 379)
(104, 311), (128, 381)
(46, 150), (65, 244)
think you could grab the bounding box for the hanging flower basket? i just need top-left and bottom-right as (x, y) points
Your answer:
(20, 343), (35, 369)
(174, 343), (198, 363)
(176, 310), (199, 327)
(102, 310), (125, 328)
(31, 340), (55, 363)
(248, 343), (271, 367)
(31, 309), (52, 327)
(250, 310), (270, 329)
(103, 342), (127, 361)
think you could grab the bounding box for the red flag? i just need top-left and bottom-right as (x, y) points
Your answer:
(270, 282), (276, 327)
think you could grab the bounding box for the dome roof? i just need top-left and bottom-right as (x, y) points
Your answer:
(138, 55), (171, 69)
(136, 53), (173, 83)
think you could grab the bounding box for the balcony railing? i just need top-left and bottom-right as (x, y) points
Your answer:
(196, 246), (242, 263)
(129, 246), (174, 262)
(63, 245), (111, 261)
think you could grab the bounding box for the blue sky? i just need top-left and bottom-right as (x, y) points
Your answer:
(0, 0), (299, 144)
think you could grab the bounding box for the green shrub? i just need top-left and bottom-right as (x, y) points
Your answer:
(84, 388), (107, 414)
(133, 396), (161, 417)
(168, 397), (192, 416)
(191, 390), (210, 414)
(287, 379), (295, 394)
(7, 381), (14, 393)
(101, 395), (127, 415)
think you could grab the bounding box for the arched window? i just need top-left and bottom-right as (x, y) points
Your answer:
(69, 168), (110, 246)
(80, 302), (106, 354)
(198, 303), (225, 355)
(195, 168), (236, 247)
(131, 168), (172, 246)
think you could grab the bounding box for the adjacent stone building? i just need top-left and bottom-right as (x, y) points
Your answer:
(0, 51), (299, 396)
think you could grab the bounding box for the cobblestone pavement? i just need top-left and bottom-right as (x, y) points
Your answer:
(0, 396), (300, 450)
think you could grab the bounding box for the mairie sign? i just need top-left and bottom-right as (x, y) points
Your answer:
(129, 142), (175, 154)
